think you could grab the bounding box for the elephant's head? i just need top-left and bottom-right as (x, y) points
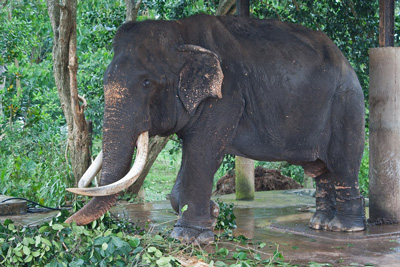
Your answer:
(65, 20), (224, 225)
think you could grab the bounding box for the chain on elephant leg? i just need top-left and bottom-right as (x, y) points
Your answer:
(328, 187), (366, 232)
(171, 219), (215, 245)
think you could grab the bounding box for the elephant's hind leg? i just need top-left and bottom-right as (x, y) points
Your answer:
(325, 87), (366, 232)
(301, 161), (336, 230)
(309, 173), (336, 230)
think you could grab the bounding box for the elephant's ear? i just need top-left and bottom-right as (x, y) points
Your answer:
(178, 45), (223, 115)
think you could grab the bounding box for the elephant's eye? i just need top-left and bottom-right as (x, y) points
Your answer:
(142, 79), (151, 88)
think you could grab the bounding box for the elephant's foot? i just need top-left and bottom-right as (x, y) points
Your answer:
(328, 197), (365, 232)
(309, 210), (334, 230)
(310, 178), (336, 230)
(171, 222), (214, 245)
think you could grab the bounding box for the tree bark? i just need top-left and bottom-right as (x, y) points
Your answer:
(0, 65), (5, 118)
(46, 0), (90, 187)
(125, 0), (142, 22)
(216, 0), (236, 16)
(14, 58), (21, 97)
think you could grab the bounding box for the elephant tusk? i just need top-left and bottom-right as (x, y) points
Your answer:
(78, 150), (103, 188)
(67, 131), (149, 196)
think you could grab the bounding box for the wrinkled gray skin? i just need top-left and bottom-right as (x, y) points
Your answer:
(67, 14), (365, 245)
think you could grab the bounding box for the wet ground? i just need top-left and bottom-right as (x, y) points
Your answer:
(2, 190), (400, 266)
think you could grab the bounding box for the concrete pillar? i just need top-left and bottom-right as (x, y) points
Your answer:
(369, 47), (400, 224)
(235, 156), (254, 200)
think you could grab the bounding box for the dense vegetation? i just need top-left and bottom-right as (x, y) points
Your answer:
(0, 205), (295, 267)
(0, 0), (387, 208)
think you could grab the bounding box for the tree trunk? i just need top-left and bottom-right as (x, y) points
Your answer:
(14, 58), (21, 97)
(0, 65), (5, 118)
(216, 0), (236, 15)
(46, 0), (90, 187)
(125, 0), (142, 22)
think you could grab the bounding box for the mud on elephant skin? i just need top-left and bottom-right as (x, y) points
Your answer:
(65, 14), (366, 244)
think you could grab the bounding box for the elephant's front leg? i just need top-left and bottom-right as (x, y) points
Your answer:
(170, 140), (224, 245)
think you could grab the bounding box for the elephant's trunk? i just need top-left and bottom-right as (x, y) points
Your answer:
(64, 195), (118, 225)
(65, 132), (149, 225)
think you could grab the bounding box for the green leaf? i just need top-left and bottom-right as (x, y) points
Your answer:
(69, 259), (85, 267)
(94, 236), (109, 246)
(41, 238), (52, 247)
(39, 226), (49, 233)
(217, 247), (229, 256)
(24, 254), (33, 263)
(23, 245), (31, 256)
(35, 236), (41, 247)
(148, 246), (157, 253)
(110, 236), (124, 248)
(181, 205), (188, 213)
(129, 237), (140, 248)
(154, 249), (162, 258)
(51, 224), (64, 231)
(102, 243), (108, 251)
(8, 223), (15, 231)
(156, 256), (173, 266)
(259, 242), (267, 248)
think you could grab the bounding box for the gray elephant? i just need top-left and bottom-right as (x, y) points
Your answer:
(66, 14), (365, 245)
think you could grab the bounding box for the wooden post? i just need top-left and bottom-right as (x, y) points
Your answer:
(369, 48), (400, 224)
(369, 0), (399, 224)
(379, 0), (395, 47)
(236, 0), (249, 17)
(235, 155), (255, 200)
(234, 0), (255, 200)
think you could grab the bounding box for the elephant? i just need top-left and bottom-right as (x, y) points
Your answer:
(65, 14), (366, 245)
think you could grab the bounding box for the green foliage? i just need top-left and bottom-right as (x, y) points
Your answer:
(0, 211), (148, 266)
(280, 163), (305, 185)
(0, 0), (120, 204)
(0, 213), (300, 267)
(215, 199), (237, 230)
(77, 48), (113, 137)
(359, 139), (369, 196)
(0, 0), (52, 66)
(78, 1), (125, 51)
(142, 0), (218, 20)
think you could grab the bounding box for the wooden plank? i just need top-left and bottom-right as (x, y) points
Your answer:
(0, 195), (27, 216)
